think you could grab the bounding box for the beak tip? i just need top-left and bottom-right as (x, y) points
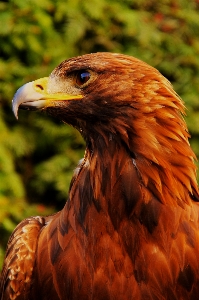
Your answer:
(12, 101), (19, 120)
(12, 84), (26, 120)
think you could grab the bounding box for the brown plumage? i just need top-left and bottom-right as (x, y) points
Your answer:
(1, 52), (199, 299)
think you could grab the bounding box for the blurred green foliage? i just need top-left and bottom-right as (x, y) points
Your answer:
(1, 0), (199, 268)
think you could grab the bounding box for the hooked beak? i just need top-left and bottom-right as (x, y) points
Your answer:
(12, 77), (83, 119)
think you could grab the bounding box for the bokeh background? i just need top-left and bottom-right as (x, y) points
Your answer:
(1, 0), (199, 268)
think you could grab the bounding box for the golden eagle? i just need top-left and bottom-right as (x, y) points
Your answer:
(1, 53), (199, 299)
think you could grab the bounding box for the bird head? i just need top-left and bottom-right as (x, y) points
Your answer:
(13, 53), (174, 138)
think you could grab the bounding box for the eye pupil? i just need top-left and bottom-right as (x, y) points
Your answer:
(76, 71), (91, 86)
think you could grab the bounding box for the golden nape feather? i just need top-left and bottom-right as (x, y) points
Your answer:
(1, 52), (199, 300)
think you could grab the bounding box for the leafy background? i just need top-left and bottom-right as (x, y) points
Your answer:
(1, 0), (199, 268)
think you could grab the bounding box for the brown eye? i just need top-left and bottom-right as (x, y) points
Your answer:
(76, 70), (91, 86)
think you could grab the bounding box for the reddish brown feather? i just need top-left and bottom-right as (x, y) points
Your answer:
(1, 52), (199, 299)
(0, 217), (46, 299)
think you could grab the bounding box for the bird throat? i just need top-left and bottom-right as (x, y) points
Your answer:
(67, 136), (143, 232)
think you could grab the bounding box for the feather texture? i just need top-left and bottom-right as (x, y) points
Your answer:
(1, 52), (199, 299)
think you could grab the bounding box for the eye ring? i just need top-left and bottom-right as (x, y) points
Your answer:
(75, 70), (91, 86)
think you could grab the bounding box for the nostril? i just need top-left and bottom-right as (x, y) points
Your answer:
(36, 84), (44, 91)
